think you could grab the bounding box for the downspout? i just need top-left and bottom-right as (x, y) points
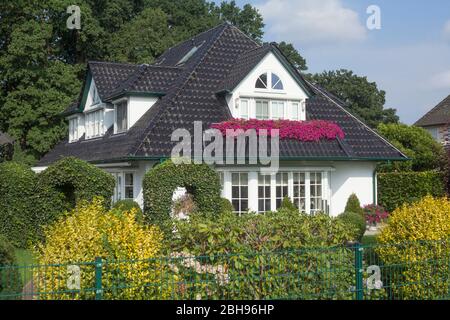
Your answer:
(373, 169), (378, 205)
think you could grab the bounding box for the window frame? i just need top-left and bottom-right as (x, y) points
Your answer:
(114, 99), (128, 134)
(85, 109), (104, 140)
(68, 117), (79, 143)
(231, 172), (249, 215)
(255, 99), (270, 120)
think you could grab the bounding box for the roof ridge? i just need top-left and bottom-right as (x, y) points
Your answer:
(129, 23), (232, 156)
(415, 94), (450, 126)
(88, 60), (138, 67)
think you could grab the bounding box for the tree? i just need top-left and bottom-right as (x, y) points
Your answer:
(377, 123), (447, 172)
(277, 41), (307, 71)
(108, 8), (174, 64)
(217, 1), (264, 42)
(309, 70), (399, 128)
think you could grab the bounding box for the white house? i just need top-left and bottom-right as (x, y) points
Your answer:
(35, 23), (407, 216)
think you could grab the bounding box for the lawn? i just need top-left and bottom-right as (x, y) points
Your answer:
(14, 249), (36, 284)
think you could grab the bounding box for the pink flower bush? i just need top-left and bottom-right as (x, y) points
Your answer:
(364, 205), (389, 226)
(210, 119), (345, 142)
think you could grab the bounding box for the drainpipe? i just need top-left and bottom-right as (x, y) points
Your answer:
(372, 169), (378, 205)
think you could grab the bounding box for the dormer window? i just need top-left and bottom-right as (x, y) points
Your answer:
(115, 100), (128, 134)
(255, 72), (284, 91)
(68, 117), (79, 142)
(86, 109), (104, 139)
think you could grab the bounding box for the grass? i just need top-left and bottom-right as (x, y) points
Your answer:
(14, 249), (36, 284)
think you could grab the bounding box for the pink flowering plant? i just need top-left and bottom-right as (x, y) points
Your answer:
(364, 204), (389, 226)
(211, 119), (345, 142)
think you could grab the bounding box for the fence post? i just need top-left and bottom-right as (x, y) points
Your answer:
(354, 243), (364, 300)
(95, 257), (103, 300)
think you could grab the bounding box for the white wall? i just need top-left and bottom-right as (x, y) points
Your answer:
(226, 52), (308, 120)
(128, 96), (159, 128)
(330, 162), (376, 216)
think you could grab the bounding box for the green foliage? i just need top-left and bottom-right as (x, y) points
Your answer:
(0, 235), (22, 299)
(309, 69), (399, 128)
(337, 212), (366, 242)
(280, 196), (297, 211)
(344, 193), (364, 216)
(112, 200), (144, 223)
(37, 157), (115, 212)
(378, 171), (446, 212)
(0, 162), (39, 247)
(143, 159), (221, 232)
(107, 8), (174, 64)
(219, 197), (234, 213)
(277, 41), (307, 71)
(172, 209), (356, 299)
(377, 123), (447, 172)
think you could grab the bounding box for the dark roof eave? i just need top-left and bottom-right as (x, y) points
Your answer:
(104, 91), (166, 102)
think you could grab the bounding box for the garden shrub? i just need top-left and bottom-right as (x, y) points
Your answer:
(112, 200), (143, 223)
(377, 196), (450, 299)
(0, 162), (38, 247)
(171, 209), (357, 299)
(280, 196), (297, 211)
(377, 171), (445, 212)
(37, 157), (115, 212)
(34, 198), (170, 300)
(219, 197), (234, 213)
(143, 159), (221, 231)
(0, 235), (22, 299)
(337, 212), (366, 242)
(344, 193), (364, 216)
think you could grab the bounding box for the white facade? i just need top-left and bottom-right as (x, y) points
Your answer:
(226, 52), (308, 121)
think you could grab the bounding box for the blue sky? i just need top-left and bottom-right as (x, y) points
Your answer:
(223, 0), (450, 124)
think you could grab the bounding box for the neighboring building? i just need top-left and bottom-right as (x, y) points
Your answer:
(35, 23), (407, 216)
(415, 95), (450, 148)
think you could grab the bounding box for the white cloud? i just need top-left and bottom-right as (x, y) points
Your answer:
(444, 20), (450, 40)
(258, 0), (367, 45)
(430, 70), (450, 89)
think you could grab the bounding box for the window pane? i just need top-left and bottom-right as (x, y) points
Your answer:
(255, 73), (267, 89)
(271, 73), (283, 90)
(256, 101), (269, 120)
(116, 102), (128, 133)
(240, 100), (249, 119)
(292, 103), (299, 121)
(125, 173), (133, 186)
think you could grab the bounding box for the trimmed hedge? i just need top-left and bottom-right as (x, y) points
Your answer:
(37, 157), (115, 211)
(112, 199), (144, 223)
(344, 193), (364, 217)
(337, 212), (366, 242)
(378, 171), (446, 212)
(143, 159), (221, 230)
(0, 162), (39, 247)
(0, 235), (22, 298)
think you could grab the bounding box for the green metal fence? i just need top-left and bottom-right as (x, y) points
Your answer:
(1, 240), (449, 300)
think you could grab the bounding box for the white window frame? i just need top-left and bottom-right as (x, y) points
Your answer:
(255, 71), (284, 92)
(114, 99), (128, 134)
(68, 117), (79, 142)
(258, 173), (271, 213)
(85, 109), (104, 139)
(219, 168), (331, 215)
(239, 99), (249, 119)
(271, 101), (285, 120)
(231, 172), (249, 215)
(255, 99), (270, 120)
(111, 171), (135, 203)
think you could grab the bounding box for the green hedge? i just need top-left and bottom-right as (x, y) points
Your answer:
(143, 159), (221, 230)
(0, 235), (22, 298)
(37, 157), (115, 212)
(0, 162), (39, 247)
(337, 212), (366, 242)
(378, 171), (446, 212)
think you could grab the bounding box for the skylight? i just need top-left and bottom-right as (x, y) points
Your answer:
(176, 41), (205, 65)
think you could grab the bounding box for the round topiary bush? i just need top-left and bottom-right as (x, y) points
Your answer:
(337, 211), (366, 242)
(37, 157), (115, 211)
(143, 159), (221, 230)
(112, 200), (144, 223)
(0, 162), (38, 247)
(344, 193), (364, 217)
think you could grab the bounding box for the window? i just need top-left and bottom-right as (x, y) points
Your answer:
(293, 172), (306, 212)
(258, 174), (271, 213)
(276, 172), (289, 209)
(271, 101), (284, 120)
(231, 172), (248, 214)
(85, 110), (104, 139)
(69, 117), (78, 142)
(310, 172), (323, 214)
(255, 100), (269, 120)
(116, 101), (128, 133)
(218, 172), (224, 192)
(113, 173), (122, 202)
(240, 99), (249, 119)
(291, 102), (300, 121)
(92, 86), (100, 105)
(124, 173), (134, 199)
(255, 73), (268, 89)
(271, 73), (283, 90)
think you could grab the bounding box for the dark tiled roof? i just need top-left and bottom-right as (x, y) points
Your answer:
(38, 23), (406, 166)
(415, 95), (450, 127)
(0, 131), (14, 145)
